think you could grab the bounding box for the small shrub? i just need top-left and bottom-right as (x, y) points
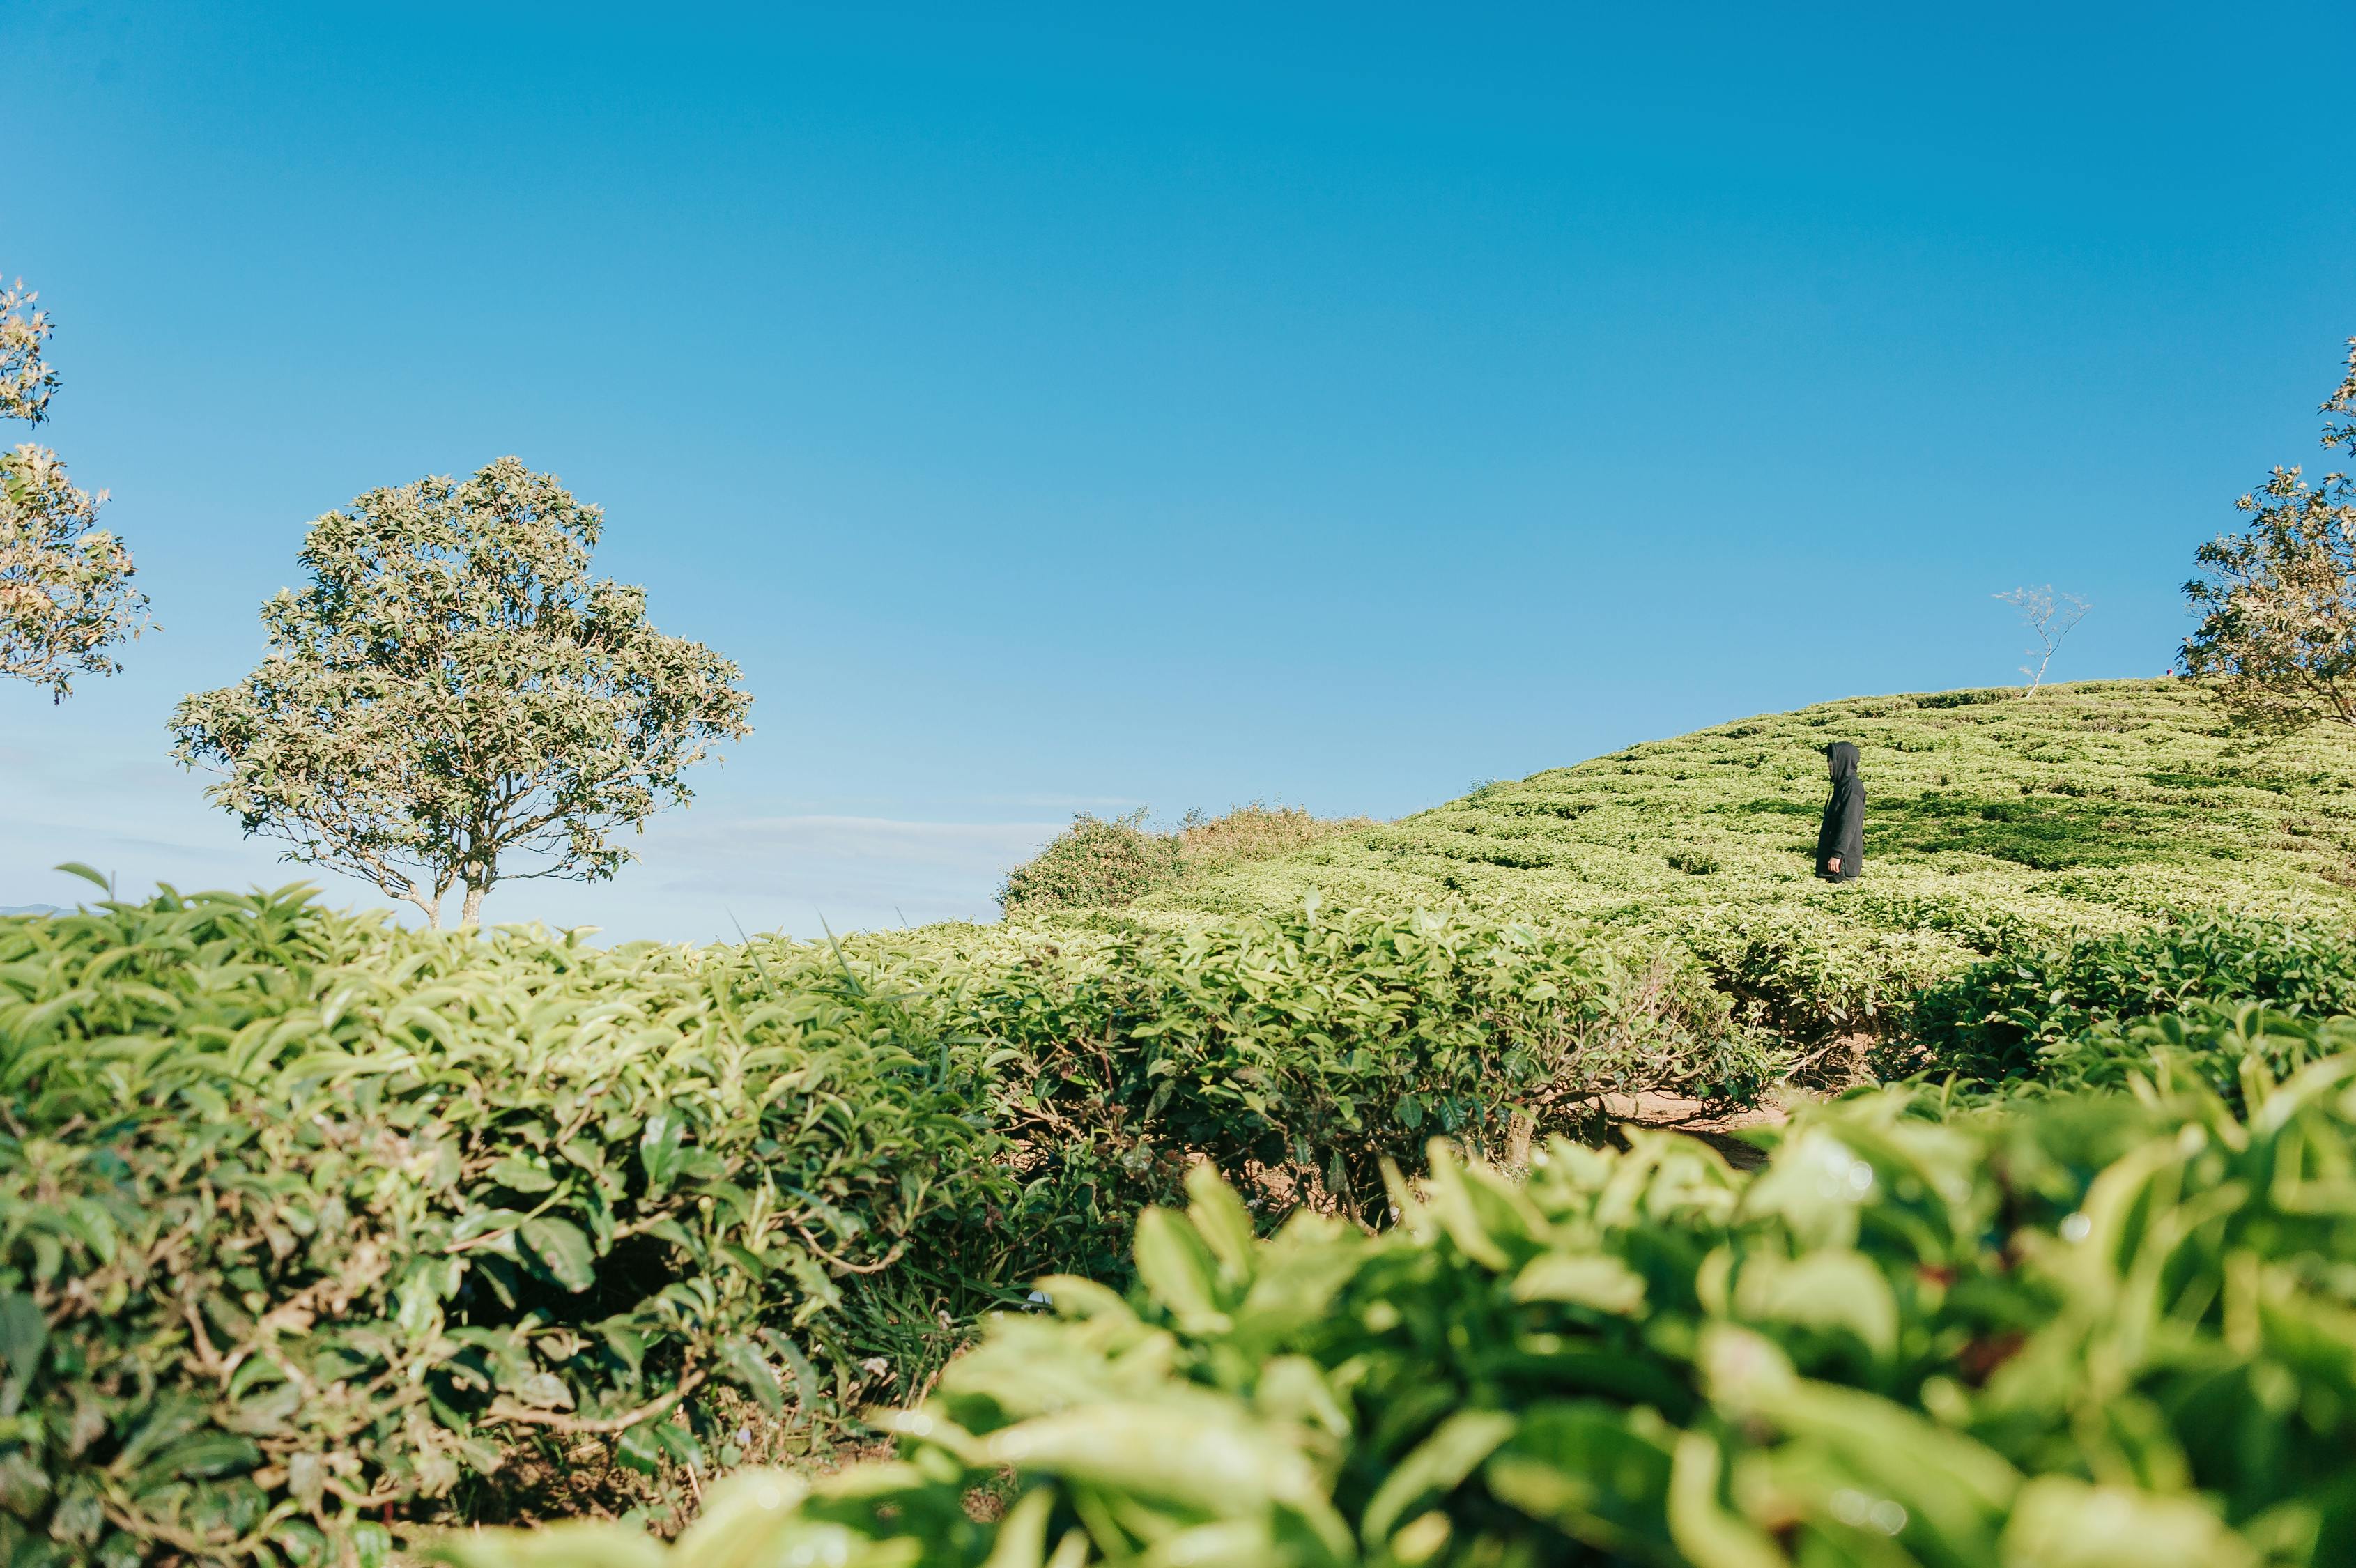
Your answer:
(1173, 801), (1370, 868)
(1001, 806), (1373, 916)
(998, 810), (1183, 914)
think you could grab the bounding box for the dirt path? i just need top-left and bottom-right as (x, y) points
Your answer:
(1599, 1091), (1791, 1170)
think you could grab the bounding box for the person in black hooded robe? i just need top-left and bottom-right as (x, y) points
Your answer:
(1816, 741), (1863, 881)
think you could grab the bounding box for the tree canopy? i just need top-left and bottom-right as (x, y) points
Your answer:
(2181, 339), (2356, 731)
(0, 278), (147, 699)
(171, 457), (753, 926)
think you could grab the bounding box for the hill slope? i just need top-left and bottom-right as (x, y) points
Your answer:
(1132, 679), (2356, 1036)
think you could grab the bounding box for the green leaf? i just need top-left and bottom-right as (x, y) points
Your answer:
(1665, 1432), (1784, 1568)
(719, 1337), (785, 1414)
(781, 1250), (843, 1324)
(718, 1243), (770, 1279)
(1511, 1254), (1647, 1316)
(1360, 1410), (1516, 1543)
(1486, 1404), (1675, 1558)
(615, 1424), (663, 1476)
(487, 1155), (560, 1194)
(599, 1323), (648, 1377)
(519, 1217), (598, 1293)
(1997, 1477), (2261, 1568)
(1133, 1207), (1228, 1332)
(640, 1107), (685, 1192)
(134, 1432), (263, 1489)
(1183, 1164), (1259, 1276)
(1731, 1250), (1897, 1361)
(0, 1293), (47, 1386)
(652, 1419), (705, 1469)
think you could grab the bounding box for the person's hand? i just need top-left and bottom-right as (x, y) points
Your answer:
(1827, 856), (1842, 875)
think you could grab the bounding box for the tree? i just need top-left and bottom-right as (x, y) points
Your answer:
(1994, 584), (2091, 692)
(171, 457), (753, 927)
(2182, 338), (2356, 732)
(1, 278), (148, 698)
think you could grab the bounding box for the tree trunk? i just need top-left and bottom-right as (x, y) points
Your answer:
(461, 883), (486, 928)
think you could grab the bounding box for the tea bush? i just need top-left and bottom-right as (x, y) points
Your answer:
(999, 806), (1370, 916)
(0, 887), (1014, 1565)
(2033, 1001), (2356, 1114)
(998, 812), (1183, 914)
(959, 903), (1769, 1279)
(1171, 802), (1373, 869)
(1904, 912), (2356, 1085)
(448, 1049), (2356, 1568)
(22, 678), (2356, 1562)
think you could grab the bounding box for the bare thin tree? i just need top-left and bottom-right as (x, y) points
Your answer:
(1995, 585), (2091, 692)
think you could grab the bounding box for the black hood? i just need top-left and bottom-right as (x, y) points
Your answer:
(1825, 741), (1859, 785)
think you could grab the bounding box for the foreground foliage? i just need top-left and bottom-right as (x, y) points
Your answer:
(0, 886), (1745, 1562)
(451, 1041), (2356, 1568)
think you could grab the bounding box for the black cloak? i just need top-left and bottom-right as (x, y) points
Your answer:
(1816, 741), (1863, 881)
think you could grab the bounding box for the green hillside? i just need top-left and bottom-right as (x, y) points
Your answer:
(1127, 678), (2356, 1038)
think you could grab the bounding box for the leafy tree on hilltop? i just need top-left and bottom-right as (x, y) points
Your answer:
(0, 278), (148, 698)
(2182, 337), (2356, 730)
(171, 457), (753, 927)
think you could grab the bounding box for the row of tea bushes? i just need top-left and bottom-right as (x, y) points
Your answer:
(448, 1038), (2356, 1568)
(1903, 911), (2356, 1086)
(950, 905), (1770, 1280)
(0, 888), (1753, 1562)
(2028, 1000), (2356, 1114)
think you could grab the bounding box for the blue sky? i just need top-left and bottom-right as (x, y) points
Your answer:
(3, 2), (2352, 940)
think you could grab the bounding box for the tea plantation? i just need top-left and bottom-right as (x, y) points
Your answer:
(1155, 679), (2356, 918)
(1136, 677), (2356, 1044)
(10, 678), (2356, 1566)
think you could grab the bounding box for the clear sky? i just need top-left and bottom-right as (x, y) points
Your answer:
(3, 2), (2352, 940)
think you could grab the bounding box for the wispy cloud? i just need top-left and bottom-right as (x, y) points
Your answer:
(7, 812), (1070, 944)
(522, 813), (1064, 941)
(1, 718), (1067, 942)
